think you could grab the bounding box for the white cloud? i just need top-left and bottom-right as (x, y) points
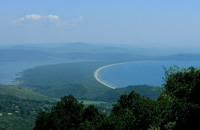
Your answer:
(46, 15), (60, 20)
(25, 14), (42, 20)
(13, 14), (83, 27)
(16, 14), (60, 22)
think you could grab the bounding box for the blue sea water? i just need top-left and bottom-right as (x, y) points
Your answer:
(97, 61), (200, 88)
(0, 60), (70, 85)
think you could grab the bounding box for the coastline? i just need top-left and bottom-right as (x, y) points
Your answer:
(94, 61), (148, 89)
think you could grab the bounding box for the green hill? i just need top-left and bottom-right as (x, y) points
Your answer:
(95, 85), (162, 102)
(0, 84), (53, 102)
(0, 84), (56, 130)
(39, 84), (99, 100)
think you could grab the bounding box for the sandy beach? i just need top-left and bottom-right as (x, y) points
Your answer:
(94, 61), (146, 89)
(94, 64), (116, 89)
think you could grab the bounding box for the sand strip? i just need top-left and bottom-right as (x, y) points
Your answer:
(94, 61), (147, 89)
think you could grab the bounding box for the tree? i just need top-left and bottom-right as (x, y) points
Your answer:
(107, 91), (159, 130)
(159, 66), (200, 129)
(34, 95), (104, 130)
(34, 111), (52, 130)
(34, 95), (84, 130)
(83, 105), (103, 123)
(50, 95), (84, 130)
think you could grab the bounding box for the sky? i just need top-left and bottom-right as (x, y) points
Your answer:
(0, 0), (200, 48)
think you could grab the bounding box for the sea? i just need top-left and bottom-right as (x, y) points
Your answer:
(1, 60), (200, 87)
(0, 60), (70, 85)
(97, 60), (200, 88)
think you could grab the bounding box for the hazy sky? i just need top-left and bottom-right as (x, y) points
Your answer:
(0, 0), (200, 48)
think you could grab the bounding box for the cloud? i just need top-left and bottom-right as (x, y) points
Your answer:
(16, 14), (60, 22)
(13, 14), (84, 27)
(47, 15), (60, 20)
(25, 14), (42, 20)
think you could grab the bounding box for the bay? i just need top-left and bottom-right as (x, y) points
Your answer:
(97, 61), (200, 88)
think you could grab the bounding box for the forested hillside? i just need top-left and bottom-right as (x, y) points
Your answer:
(0, 84), (52, 101)
(0, 84), (56, 130)
(34, 66), (200, 130)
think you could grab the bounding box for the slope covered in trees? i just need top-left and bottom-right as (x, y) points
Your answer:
(34, 66), (200, 130)
(0, 84), (53, 101)
(0, 85), (56, 130)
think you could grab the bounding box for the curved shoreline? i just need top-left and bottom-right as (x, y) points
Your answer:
(94, 61), (148, 89)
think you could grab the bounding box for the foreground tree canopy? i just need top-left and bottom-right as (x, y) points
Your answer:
(34, 66), (200, 130)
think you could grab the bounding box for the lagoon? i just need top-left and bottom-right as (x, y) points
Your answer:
(97, 61), (200, 88)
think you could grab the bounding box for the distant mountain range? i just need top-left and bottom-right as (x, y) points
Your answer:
(0, 49), (50, 61)
(1, 42), (200, 62)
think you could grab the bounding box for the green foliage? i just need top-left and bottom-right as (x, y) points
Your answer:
(0, 84), (56, 130)
(34, 95), (105, 130)
(107, 91), (160, 130)
(51, 95), (84, 129)
(0, 94), (55, 130)
(34, 66), (200, 130)
(0, 115), (35, 130)
(0, 84), (53, 102)
(34, 92), (161, 130)
(163, 66), (200, 102)
(159, 66), (200, 129)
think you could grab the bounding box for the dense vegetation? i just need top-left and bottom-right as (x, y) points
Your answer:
(0, 84), (160, 130)
(16, 61), (160, 101)
(0, 94), (55, 130)
(0, 84), (56, 130)
(34, 66), (200, 130)
(0, 84), (52, 101)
